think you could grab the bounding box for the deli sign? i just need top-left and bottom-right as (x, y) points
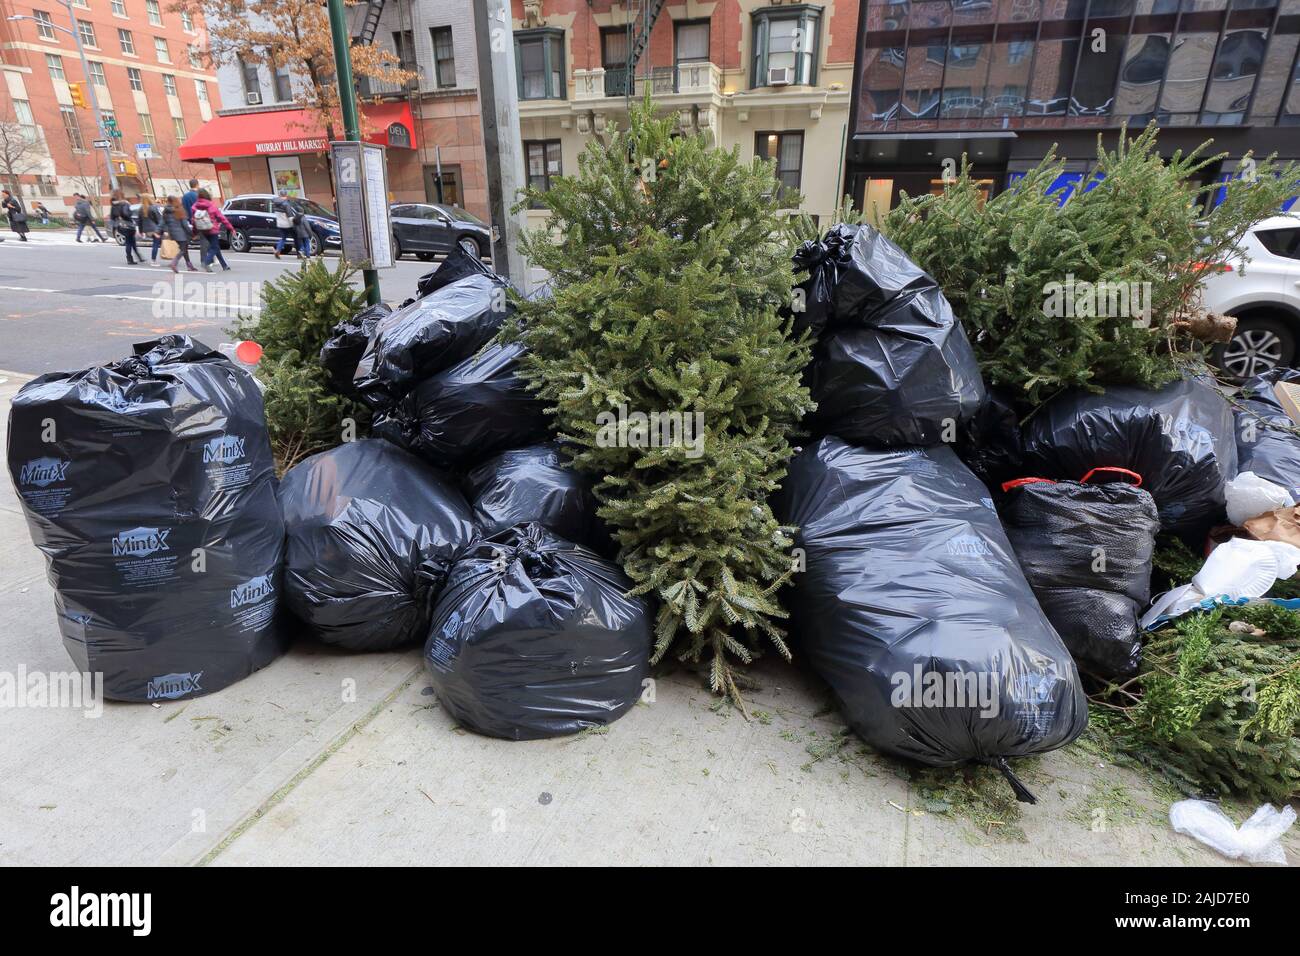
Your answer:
(254, 138), (328, 155)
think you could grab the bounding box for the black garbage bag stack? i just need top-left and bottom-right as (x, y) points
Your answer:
(319, 302), (390, 399)
(278, 439), (476, 651)
(464, 443), (609, 553)
(424, 523), (651, 740)
(1235, 368), (1300, 500)
(775, 437), (1087, 799)
(370, 341), (549, 469)
(793, 223), (985, 447)
(6, 335), (288, 701)
(1019, 377), (1236, 540)
(999, 473), (1160, 680)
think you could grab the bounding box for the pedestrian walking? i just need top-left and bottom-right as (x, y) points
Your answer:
(32, 201), (51, 225)
(110, 189), (140, 264)
(73, 194), (107, 242)
(190, 188), (233, 272)
(2, 189), (29, 242)
(162, 196), (197, 273)
(294, 202), (319, 257)
(138, 195), (164, 265)
(181, 179), (200, 218)
(272, 189), (301, 259)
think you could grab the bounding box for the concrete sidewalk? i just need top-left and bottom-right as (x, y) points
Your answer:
(0, 369), (1293, 866)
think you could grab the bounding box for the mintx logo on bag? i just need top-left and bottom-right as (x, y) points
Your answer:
(110, 527), (171, 558)
(19, 457), (70, 488)
(230, 574), (274, 609)
(50, 886), (151, 936)
(146, 671), (202, 700)
(202, 434), (246, 464)
(945, 532), (991, 558)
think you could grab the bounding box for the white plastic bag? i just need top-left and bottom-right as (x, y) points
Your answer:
(1170, 800), (1295, 865)
(1140, 537), (1300, 628)
(1225, 471), (1294, 526)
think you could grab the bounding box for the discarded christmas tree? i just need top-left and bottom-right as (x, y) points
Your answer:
(508, 99), (814, 702)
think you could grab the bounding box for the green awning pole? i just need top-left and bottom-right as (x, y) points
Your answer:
(326, 0), (381, 306)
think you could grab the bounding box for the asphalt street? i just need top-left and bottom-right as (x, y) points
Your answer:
(0, 229), (438, 375)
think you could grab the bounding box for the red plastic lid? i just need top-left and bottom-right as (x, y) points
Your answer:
(1080, 466), (1142, 487)
(235, 340), (263, 365)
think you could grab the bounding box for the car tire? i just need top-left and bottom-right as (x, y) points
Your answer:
(306, 232), (322, 257)
(458, 236), (481, 259)
(113, 230), (125, 246)
(1214, 315), (1298, 382)
(392, 236), (403, 261)
(416, 251), (436, 261)
(229, 229), (250, 253)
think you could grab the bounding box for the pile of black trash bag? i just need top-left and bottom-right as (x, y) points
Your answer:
(6, 335), (288, 701)
(1234, 368), (1300, 501)
(775, 438), (1088, 801)
(999, 474), (1160, 681)
(791, 223), (986, 447)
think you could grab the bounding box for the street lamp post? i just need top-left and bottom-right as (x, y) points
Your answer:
(9, 0), (118, 197)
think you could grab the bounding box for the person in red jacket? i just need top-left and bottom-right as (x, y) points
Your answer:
(190, 189), (234, 272)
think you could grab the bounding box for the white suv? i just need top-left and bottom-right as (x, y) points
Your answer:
(1203, 213), (1300, 380)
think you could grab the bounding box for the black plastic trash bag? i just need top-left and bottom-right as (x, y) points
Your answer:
(957, 387), (1025, 495)
(7, 335), (287, 702)
(1235, 368), (1300, 500)
(356, 272), (509, 405)
(775, 437), (1087, 798)
(1000, 476), (1160, 680)
(415, 240), (496, 299)
(371, 341), (549, 470)
(1020, 376), (1236, 539)
(795, 223), (985, 447)
(424, 523), (651, 740)
(279, 439), (475, 651)
(319, 302), (390, 398)
(464, 443), (609, 552)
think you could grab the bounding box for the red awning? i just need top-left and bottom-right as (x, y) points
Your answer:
(179, 102), (417, 162)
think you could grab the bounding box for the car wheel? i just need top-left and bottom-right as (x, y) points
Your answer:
(306, 232), (322, 257)
(229, 229), (249, 253)
(416, 251), (436, 262)
(458, 236), (481, 259)
(113, 230), (125, 246)
(1215, 315), (1297, 381)
(391, 236), (403, 260)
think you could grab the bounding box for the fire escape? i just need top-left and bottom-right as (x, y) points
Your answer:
(609, 0), (667, 100)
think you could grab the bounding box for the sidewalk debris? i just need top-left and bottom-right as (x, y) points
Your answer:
(1169, 799), (1295, 865)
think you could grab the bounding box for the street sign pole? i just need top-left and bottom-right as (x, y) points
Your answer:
(325, 0), (380, 306)
(58, 0), (117, 196)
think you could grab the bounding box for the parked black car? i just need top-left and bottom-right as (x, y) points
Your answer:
(390, 202), (491, 261)
(221, 194), (341, 255)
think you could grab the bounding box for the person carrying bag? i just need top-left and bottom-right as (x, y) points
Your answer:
(109, 189), (140, 263)
(2, 189), (29, 242)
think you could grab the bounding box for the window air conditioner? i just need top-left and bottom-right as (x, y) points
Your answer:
(245, 91), (262, 105)
(768, 66), (794, 86)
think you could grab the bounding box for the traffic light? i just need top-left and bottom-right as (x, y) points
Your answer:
(68, 82), (88, 109)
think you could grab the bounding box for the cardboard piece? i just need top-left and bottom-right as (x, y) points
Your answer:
(1272, 381), (1300, 426)
(1244, 506), (1300, 549)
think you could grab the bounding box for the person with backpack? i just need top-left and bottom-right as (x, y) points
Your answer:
(138, 195), (164, 265)
(109, 189), (140, 263)
(190, 188), (232, 272)
(162, 195), (196, 273)
(2, 189), (29, 242)
(73, 194), (107, 242)
(272, 189), (301, 260)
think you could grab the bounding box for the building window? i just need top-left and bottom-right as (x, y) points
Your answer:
(87, 60), (106, 86)
(675, 20), (710, 66)
(516, 29), (564, 100)
(61, 106), (85, 151)
(392, 29), (417, 72)
(110, 0), (125, 15)
(239, 57), (262, 101)
(755, 130), (803, 198)
(187, 45), (201, 68)
(127, 66), (143, 91)
(13, 99), (39, 142)
(146, 0), (162, 26)
(72, 0), (88, 8)
(162, 73), (177, 96)
(34, 10), (56, 41)
(77, 19), (97, 47)
(194, 78), (209, 104)
(118, 28), (135, 55)
(154, 36), (170, 63)
(752, 6), (821, 88)
(181, 10), (193, 32)
(273, 64), (292, 101)
(138, 112), (155, 145)
(601, 26), (629, 95)
(524, 139), (562, 202)
(172, 116), (187, 142)
(46, 53), (65, 82)
(431, 26), (456, 87)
